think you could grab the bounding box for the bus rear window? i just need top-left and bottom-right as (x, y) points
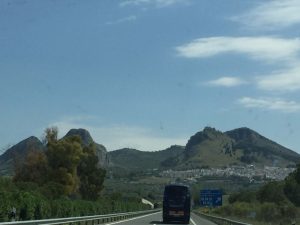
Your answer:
(164, 186), (188, 198)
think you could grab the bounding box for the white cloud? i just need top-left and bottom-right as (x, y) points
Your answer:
(50, 117), (187, 151)
(238, 97), (300, 113)
(256, 66), (300, 92)
(120, 0), (190, 8)
(234, 0), (300, 30)
(106, 15), (137, 25)
(177, 36), (300, 93)
(176, 36), (300, 64)
(205, 77), (247, 87)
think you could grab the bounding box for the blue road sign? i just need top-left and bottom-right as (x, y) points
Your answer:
(200, 189), (222, 207)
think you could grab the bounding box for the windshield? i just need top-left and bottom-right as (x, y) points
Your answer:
(0, 1), (300, 225)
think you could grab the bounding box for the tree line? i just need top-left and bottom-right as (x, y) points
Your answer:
(14, 127), (106, 200)
(0, 178), (148, 222)
(213, 164), (300, 224)
(0, 127), (149, 222)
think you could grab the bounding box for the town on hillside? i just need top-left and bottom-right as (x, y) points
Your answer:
(160, 165), (295, 183)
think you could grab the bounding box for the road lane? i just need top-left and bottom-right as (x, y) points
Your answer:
(104, 211), (217, 225)
(105, 211), (161, 225)
(190, 213), (217, 225)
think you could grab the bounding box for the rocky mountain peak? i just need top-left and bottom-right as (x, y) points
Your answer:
(203, 127), (224, 139)
(1, 136), (44, 160)
(65, 128), (94, 146)
(0, 136), (44, 176)
(64, 128), (110, 168)
(186, 127), (223, 151)
(225, 127), (260, 142)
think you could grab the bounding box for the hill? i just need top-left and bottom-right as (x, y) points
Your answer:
(166, 127), (300, 169)
(0, 136), (44, 176)
(225, 127), (300, 164)
(64, 128), (110, 168)
(1, 127), (299, 176)
(0, 129), (110, 176)
(108, 145), (184, 171)
(108, 126), (300, 171)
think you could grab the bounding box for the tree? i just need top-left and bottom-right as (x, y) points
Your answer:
(293, 164), (300, 183)
(284, 164), (300, 206)
(257, 181), (286, 204)
(14, 150), (49, 185)
(46, 136), (83, 196)
(43, 127), (58, 145)
(228, 190), (256, 204)
(14, 127), (106, 200)
(77, 143), (106, 200)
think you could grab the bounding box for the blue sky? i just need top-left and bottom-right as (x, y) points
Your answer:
(1, 0), (300, 152)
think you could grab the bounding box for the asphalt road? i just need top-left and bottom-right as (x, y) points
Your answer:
(104, 211), (217, 225)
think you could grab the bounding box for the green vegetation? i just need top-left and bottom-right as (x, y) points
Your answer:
(2, 126), (300, 223)
(170, 127), (300, 169)
(0, 127), (149, 222)
(108, 145), (184, 171)
(108, 127), (300, 172)
(0, 136), (45, 176)
(210, 164), (300, 224)
(14, 127), (106, 199)
(0, 177), (148, 222)
(2, 126), (300, 176)
(226, 127), (300, 164)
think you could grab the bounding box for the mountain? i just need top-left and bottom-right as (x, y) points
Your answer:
(95, 126), (300, 171)
(0, 136), (44, 176)
(1, 127), (299, 176)
(0, 129), (110, 176)
(64, 128), (110, 168)
(225, 127), (300, 166)
(168, 127), (300, 169)
(108, 145), (185, 171)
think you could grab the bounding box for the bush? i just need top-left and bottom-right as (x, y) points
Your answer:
(232, 202), (253, 217)
(229, 191), (256, 204)
(257, 202), (281, 221)
(213, 201), (299, 224)
(257, 182), (287, 204)
(0, 189), (149, 222)
(0, 191), (10, 222)
(284, 176), (300, 206)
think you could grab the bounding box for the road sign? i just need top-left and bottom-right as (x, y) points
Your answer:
(200, 189), (222, 207)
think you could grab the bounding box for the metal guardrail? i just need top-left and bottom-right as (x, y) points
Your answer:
(0, 209), (160, 225)
(194, 211), (252, 225)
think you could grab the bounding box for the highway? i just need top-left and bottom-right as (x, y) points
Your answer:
(105, 211), (216, 225)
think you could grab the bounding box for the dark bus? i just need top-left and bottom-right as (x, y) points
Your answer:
(163, 184), (191, 224)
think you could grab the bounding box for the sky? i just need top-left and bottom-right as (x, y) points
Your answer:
(1, 0), (300, 152)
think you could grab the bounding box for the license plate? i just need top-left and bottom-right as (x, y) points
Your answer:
(169, 210), (184, 216)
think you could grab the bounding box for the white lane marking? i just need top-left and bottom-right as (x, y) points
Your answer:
(190, 218), (197, 225)
(105, 211), (160, 225)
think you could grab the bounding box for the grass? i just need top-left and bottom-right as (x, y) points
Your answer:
(138, 176), (171, 185)
(195, 205), (300, 225)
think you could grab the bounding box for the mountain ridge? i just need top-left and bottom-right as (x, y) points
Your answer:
(0, 136), (45, 176)
(180, 127), (300, 168)
(1, 127), (299, 176)
(0, 128), (110, 176)
(108, 145), (185, 170)
(64, 128), (110, 168)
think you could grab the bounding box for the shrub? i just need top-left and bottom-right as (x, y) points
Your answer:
(229, 191), (256, 204)
(257, 182), (287, 204)
(257, 202), (281, 221)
